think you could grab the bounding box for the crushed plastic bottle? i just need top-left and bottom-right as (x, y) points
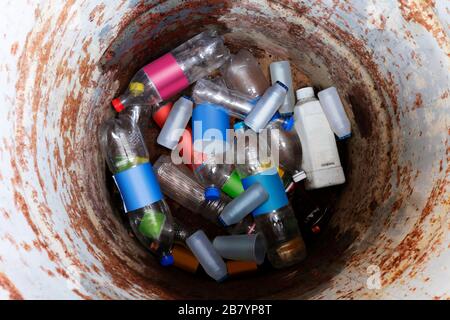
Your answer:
(294, 87), (346, 190)
(318, 87), (352, 140)
(99, 113), (175, 265)
(222, 49), (269, 99)
(111, 30), (230, 112)
(192, 79), (255, 119)
(244, 81), (288, 132)
(234, 122), (307, 268)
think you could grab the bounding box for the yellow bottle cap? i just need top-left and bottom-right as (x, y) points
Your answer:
(129, 82), (144, 96)
(277, 167), (285, 178)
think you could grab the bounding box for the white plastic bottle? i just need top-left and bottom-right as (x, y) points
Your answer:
(318, 87), (351, 140)
(294, 87), (345, 189)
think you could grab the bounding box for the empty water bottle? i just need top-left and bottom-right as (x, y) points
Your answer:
(318, 87), (352, 140)
(186, 230), (228, 282)
(244, 81), (288, 132)
(192, 79), (255, 119)
(111, 30), (230, 112)
(234, 122), (307, 268)
(294, 87), (346, 189)
(192, 103), (244, 200)
(99, 113), (175, 265)
(222, 49), (269, 99)
(157, 96), (194, 150)
(270, 61), (296, 114)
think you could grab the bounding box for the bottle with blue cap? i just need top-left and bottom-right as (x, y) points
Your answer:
(192, 102), (245, 201)
(99, 112), (175, 266)
(233, 122), (307, 268)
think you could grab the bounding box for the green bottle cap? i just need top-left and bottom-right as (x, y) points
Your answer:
(221, 170), (244, 198)
(138, 210), (166, 240)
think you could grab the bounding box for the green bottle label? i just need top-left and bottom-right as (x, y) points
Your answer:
(138, 210), (166, 240)
(221, 170), (244, 198)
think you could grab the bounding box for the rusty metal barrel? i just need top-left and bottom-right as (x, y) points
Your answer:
(0, 0), (449, 299)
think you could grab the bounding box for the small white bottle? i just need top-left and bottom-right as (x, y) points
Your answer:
(318, 87), (351, 140)
(294, 87), (345, 189)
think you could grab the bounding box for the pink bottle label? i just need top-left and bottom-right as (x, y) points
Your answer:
(143, 53), (189, 100)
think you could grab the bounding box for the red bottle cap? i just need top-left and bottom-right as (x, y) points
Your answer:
(152, 102), (173, 128)
(112, 98), (125, 112)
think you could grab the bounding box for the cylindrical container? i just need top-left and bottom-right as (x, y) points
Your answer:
(226, 261), (258, 277)
(244, 81), (288, 132)
(318, 87), (352, 140)
(172, 245), (200, 274)
(270, 61), (295, 114)
(157, 96), (194, 150)
(219, 183), (269, 226)
(192, 79), (255, 119)
(213, 233), (266, 265)
(186, 230), (227, 282)
(222, 49), (269, 98)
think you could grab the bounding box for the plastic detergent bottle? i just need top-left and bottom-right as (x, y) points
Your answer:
(294, 87), (345, 190)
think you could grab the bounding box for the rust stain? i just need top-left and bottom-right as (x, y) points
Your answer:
(10, 42), (19, 55)
(0, 273), (24, 300)
(412, 93), (423, 110)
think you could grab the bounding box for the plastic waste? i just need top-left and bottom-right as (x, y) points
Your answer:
(318, 87), (351, 140)
(172, 245), (200, 273)
(294, 87), (346, 190)
(213, 233), (266, 265)
(269, 61), (295, 114)
(222, 49), (269, 98)
(226, 261), (258, 277)
(186, 230), (228, 282)
(99, 113), (174, 265)
(244, 81), (288, 132)
(111, 30), (230, 112)
(192, 79), (255, 119)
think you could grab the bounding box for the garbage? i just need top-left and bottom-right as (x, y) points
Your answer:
(157, 96), (194, 150)
(213, 233), (266, 265)
(112, 30), (230, 112)
(269, 61), (296, 114)
(244, 81), (288, 132)
(192, 79), (255, 119)
(99, 113), (175, 265)
(222, 49), (269, 99)
(172, 245), (200, 274)
(318, 87), (352, 140)
(226, 261), (258, 276)
(186, 230), (228, 282)
(294, 87), (346, 190)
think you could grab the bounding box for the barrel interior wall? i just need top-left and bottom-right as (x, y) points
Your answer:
(0, 0), (448, 300)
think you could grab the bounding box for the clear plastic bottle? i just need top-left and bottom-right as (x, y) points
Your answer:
(111, 30), (230, 112)
(99, 113), (174, 265)
(269, 61), (296, 114)
(222, 49), (269, 99)
(192, 79), (255, 119)
(234, 122), (307, 268)
(294, 87), (346, 190)
(153, 155), (253, 234)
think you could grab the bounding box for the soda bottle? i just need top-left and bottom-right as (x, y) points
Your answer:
(99, 113), (174, 265)
(111, 30), (230, 112)
(234, 122), (307, 268)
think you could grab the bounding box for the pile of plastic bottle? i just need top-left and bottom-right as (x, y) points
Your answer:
(100, 30), (352, 282)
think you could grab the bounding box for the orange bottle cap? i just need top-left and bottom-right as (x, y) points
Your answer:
(152, 102), (173, 128)
(172, 245), (199, 274)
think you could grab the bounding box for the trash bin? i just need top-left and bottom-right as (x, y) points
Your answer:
(0, 0), (448, 299)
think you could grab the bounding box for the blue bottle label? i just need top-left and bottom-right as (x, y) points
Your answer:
(242, 168), (288, 216)
(113, 162), (164, 213)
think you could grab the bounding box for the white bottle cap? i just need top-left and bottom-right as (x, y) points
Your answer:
(296, 87), (315, 100)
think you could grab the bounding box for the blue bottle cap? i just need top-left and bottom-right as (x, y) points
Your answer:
(282, 116), (295, 131)
(182, 95), (194, 102)
(217, 275), (228, 283)
(269, 112), (281, 123)
(275, 81), (289, 91)
(160, 254), (174, 266)
(233, 121), (246, 131)
(205, 187), (220, 201)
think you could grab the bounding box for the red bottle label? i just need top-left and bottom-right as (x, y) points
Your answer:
(143, 53), (189, 100)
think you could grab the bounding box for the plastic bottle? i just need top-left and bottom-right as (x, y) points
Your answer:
(270, 61), (295, 114)
(222, 49), (269, 99)
(111, 30), (230, 112)
(244, 81), (288, 132)
(265, 113), (306, 185)
(157, 96), (194, 150)
(294, 87), (346, 190)
(213, 233), (266, 265)
(152, 155), (253, 234)
(186, 230), (228, 282)
(234, 122), (307, 268)
(192, 103), (244, 200)
(99, 113), (174, 265)
(318, 87), (352, 140)
(192, 79), (255, 119)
